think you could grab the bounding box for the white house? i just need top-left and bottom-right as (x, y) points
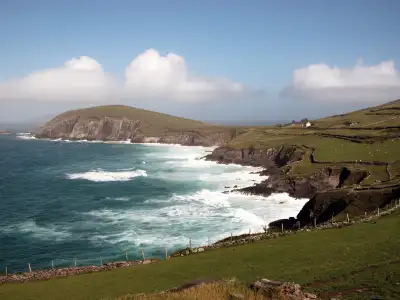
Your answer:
(305, 121), (312, 128)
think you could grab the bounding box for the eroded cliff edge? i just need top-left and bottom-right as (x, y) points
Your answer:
(35, 106), (235, 146)
(205, 145), (400, 228)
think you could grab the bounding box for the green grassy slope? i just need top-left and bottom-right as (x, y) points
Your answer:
(45, 105), (238, 137)
(1, 211), (399, 300)
(226, 99), (400, 186)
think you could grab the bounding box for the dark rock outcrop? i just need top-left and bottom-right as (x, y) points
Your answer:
(235, 166), (368, 200)
(206, 143), (396, 227)
(205, 145), (305, 168)
(296, 184), (400, 226)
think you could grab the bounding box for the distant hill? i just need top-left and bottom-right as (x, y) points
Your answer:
(36, 105), (238, 146)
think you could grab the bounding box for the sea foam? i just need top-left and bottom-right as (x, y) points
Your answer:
(13, 136), (309, 260)
(66, 169), (147, 182)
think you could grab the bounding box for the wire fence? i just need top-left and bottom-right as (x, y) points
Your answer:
(0, 233), (255, 276)
(1, 199), (399, 279)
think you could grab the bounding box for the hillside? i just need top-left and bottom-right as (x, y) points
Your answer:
(35, 105), (237, 146)
(206, 99), (400, 227)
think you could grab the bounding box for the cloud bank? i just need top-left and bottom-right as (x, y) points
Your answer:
(282, 59), (400, 103)
(0, 49), (247, 104)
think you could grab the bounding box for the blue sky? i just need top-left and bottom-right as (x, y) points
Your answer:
(1, 0), (399, 123)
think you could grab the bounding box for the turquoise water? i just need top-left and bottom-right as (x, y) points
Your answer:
(0, 135), (307, 273)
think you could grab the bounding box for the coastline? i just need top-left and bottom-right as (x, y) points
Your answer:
(3, 134), (309, 273)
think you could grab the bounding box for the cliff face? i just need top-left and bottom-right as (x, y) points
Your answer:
(296, 185), (400, 226)
(206, 145), (399, 228)
(204, 145), (305, 168)
(35, 117), (230, 146)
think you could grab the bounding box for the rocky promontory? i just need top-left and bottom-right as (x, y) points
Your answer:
(35, 105), (234, 146)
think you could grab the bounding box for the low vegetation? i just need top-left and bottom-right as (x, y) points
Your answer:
(119, 282), (266, 300)
(227, 99), (400, 188)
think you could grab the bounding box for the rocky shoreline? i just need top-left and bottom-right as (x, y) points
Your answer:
(27, 134), (400, 229)
(204, 146), (400, 228)
(23, 133), (400, 228)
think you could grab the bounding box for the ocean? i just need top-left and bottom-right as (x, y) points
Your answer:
(0, 134), (307, 273)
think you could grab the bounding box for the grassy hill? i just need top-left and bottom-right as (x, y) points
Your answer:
(44, 105), (235, 137)
(1, 210), (399, 300)
(225, 99), (400, 188)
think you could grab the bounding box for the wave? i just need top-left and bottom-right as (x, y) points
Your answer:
(84, 189), (308, 249)
(66, 169), (147, 182)
(4, 220), (71, 242)
(16, 135), (36, 140)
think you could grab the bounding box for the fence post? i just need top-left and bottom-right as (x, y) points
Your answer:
(346, 213), (349, 223)
(208, 236), (210, 247)
(52, 260), (54, 270)
(141, 249), (145, 261)
(230, 232), (233, 242)
(100, 256), (103, 266)
(5, 267), (7, 277)
(281, 222), (284, 233)
(364, 211), (367, 218)
(314, 217), (316, 228)
(74, 257), (77, 267)
(377, 207), (380, 216)
(165, 247), (168, 260)
(28, 263), (32, 273)
(189, 238), (192, 249)
(248, 228), (251, 235)
(331, 214), (334, 223)
(125, 251), (128, 261)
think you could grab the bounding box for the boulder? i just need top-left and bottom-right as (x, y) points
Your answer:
(249, 279), (319, 300)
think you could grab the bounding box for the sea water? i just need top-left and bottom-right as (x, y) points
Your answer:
(0, 134), (308, 272)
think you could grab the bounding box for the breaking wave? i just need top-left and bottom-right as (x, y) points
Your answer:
(66, 169), (147, 182)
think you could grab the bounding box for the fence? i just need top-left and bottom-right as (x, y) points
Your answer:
(0, 233), (247, 276)
(1, 198), (399, 282)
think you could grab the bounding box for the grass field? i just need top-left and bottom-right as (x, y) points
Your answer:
(1, 210), (399, 300)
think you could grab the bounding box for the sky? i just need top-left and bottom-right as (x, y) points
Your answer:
(0, 0), (399, 124)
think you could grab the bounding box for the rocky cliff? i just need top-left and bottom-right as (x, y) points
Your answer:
(206, 145), (400, 228)
(204, 145), (306, 168)
(35, 106), (233, 146)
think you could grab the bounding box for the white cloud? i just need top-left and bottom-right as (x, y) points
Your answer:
(283, 59), (400, 102)
(124, 49), (244, 101)
(0, 56), (119, 102)
(0, 49), (247, 104)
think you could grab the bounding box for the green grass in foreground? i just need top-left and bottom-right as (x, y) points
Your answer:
(1, 212), (399, 300)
